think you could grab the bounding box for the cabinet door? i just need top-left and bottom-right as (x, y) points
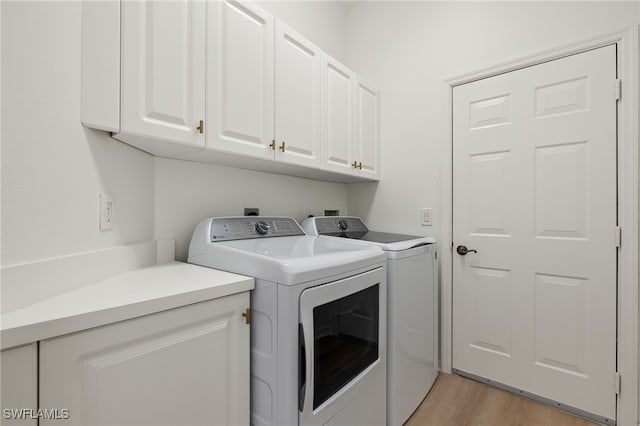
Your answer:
(355, 78), (380, 180)
(40, 294), (250, 426)
(120, 1), (205, 148)
(207, 0), (275, 159)
(275, 22), (321, 168)
(1, 344), (37, 426)
(321, 55), (355, 175)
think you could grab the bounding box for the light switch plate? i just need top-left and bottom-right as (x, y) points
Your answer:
(421, 208), (433, 226)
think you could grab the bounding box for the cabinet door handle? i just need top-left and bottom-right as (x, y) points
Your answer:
(279, 142), (286, 152)
(352, 161), (358, 168)
(241, 308), (251, 324)
(269, 140), (276, 150)
(196, 120), (204, 134)
(357, 162), (363, 170)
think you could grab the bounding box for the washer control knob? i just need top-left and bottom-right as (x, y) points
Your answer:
(337, 219), (349, 230)
(255, 220), (271, 235)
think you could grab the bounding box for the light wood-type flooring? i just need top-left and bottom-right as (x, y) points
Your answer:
(405, 374), (599, 426)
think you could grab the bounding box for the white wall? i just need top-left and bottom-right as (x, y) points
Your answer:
(259, 0), (349, 63)
(154, 159), (348, 261)
(346, 1), (640, 243)
(1, 1), (154, 266)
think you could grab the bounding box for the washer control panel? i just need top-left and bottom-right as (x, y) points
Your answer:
(315, 217), (369, 234)
(210, 217), (305, 241)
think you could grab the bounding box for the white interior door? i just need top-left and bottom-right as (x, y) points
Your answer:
(452, 45), (617, 422)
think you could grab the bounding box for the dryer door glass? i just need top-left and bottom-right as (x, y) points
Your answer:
(312, 284), (379, 409)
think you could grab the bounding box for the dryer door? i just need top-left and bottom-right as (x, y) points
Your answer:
(299, 267), (386, 426)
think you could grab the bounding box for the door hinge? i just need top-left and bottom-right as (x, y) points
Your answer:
(615, 79), (622, 101)
(242, 308), (251, 325)
(615, 226), (622, 248)
(615, 372), (621, 395)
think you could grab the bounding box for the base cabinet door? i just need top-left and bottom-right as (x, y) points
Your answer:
(1, 344), (38, 426)
(39, 293), (250, 426)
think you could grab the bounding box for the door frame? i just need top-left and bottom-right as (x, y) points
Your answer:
(440, 26), (639, 426)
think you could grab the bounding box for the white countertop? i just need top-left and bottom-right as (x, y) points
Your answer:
(1, 262), (254, 350)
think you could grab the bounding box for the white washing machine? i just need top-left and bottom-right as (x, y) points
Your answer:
(302, 216), (439, 426)
(188, 217), (387, 426)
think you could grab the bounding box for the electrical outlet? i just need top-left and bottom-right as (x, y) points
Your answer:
(100, 193), (114, 231)
(421, 208), (433, 226)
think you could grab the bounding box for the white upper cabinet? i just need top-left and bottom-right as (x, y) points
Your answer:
(274, 22), (322, 168)
(116, 1), (206, 152)
(320, 54), (355, 175)
(81, 0), (379, 182)
(207, 0), (274, 159)
(355, 78), (380, 180)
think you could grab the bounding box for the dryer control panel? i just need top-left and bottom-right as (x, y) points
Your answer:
(210, 217), (305, 241)
(314, 217), (369, 234)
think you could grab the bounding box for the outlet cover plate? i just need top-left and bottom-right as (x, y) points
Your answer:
(100, 193), (114, 231)
(421, 208), (433, 226)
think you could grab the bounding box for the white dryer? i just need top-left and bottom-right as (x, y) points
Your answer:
(188, 217), (387, 426)
(302, 216), (439, 426)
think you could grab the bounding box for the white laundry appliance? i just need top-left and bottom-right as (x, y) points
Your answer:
(302, 216), (439, 426)
(188, 217), (387, 426)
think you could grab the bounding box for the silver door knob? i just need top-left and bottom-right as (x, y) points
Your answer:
(456, 245), (478, 255)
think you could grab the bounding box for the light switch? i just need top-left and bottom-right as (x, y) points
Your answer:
(421, 208), (433, 226)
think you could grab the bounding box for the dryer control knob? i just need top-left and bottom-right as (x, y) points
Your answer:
(255, 220), (271, 235)
(337, 219), (349, 230)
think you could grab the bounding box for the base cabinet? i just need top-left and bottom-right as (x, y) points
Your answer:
(39, 293), (249, 426)
(1, 344), (38, 426)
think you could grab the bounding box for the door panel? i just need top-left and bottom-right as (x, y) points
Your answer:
(321, 55), (355, 175)
(453, 45), (617, 421)
(120, 1), (205, 147)
(40, 295), (249, 426)
(355, 79), (380, 179)
(207, 0), (274, 159)
(275, 22), (321, 167)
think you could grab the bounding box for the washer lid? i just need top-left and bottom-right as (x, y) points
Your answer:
(188, 235), (385, 285)
(301, 216), (436, 251)
(347, 232), (436, 251)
